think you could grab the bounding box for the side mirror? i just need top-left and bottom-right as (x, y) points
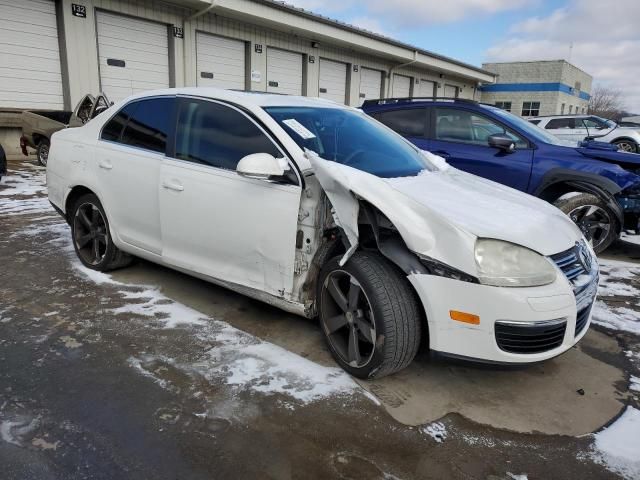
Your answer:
(236, 153), (287, 180)
(488, 134), (516, 153)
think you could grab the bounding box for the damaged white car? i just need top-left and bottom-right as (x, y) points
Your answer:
(47, 88), (599, 378)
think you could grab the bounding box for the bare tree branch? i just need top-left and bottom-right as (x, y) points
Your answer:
(588, 85), (627, 120)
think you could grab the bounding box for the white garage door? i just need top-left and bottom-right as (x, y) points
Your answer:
(196, 33), (245, 90)
(457, 86), (474, 100)
(0, 0), (63, 109)
(392, 74), (411, 98)
(418, 79), (435, 98)
(267, 48), (303, 96)
(444, 84), (458, 98)
(96, 11), (169, 103)
(359, 67), (382, 105)
(319, 58), (347, 104)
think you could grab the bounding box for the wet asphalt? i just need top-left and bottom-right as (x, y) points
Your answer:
(1, 160), (639, 479)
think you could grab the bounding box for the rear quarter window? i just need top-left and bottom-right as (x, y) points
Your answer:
(370, 108), (426, 137)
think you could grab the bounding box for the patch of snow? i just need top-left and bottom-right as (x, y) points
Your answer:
(621, 233), (640, 246)
(506, 474), (528, 480)
(421, 421), (447, 443)
(194, 324), (358, 403)
(590, 406), (640, 480)
(0, 171), (46, 197)
(112, 287), (208, 328)
(591, 301), (640, 335)
(70, 260), (125, 286)
(0, 416), (40, 447)
(598, 280), (640, 297)
(0, 196), (53, 216)
(630, 376), (640, 392)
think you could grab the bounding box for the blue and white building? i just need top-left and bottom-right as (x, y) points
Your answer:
(479, 60), (592, 117)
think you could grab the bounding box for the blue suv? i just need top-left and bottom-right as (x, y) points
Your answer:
(362, 98), (640, 253)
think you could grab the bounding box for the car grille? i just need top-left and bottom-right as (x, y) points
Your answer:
(550, 242), (598, 337)
(495, 319), (567, 354)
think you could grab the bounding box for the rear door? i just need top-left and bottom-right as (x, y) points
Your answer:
(426, 106), (533, 191)
(542, 117), (581, 141)
(159, 97), (301, 297)
(266, 48), (303, 95)
(319, 58), (347, 104)
(196, 32), (246, 90)
(95, 96), (175, 254)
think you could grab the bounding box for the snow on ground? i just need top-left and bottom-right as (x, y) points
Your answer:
(630, 377), (640, 393)
(592, 259), (640, 335)
(589, 406), (640, 480)
(0, 163), (52, 216)
(12, 215), (360, 405)
(421, 421), (447, 443)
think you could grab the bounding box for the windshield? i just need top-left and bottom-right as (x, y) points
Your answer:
(481, 105), (570, 146)
(594, 116), (617, 128)
(264, 106), (434, 178)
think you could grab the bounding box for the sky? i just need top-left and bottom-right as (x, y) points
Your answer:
(287, 0), (640, 113)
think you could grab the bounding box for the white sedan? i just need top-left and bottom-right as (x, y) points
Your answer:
(47, 88), (598, 378)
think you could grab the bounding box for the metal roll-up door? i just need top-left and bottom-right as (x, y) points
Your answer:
(0, 0), (64, 109)
(96, 11), (169, 103)
(319, 58), (347, 104)
(418, 79), (436, 98)
(444, 84), (458, 98)
(392, 74), (411, 98)
(196, 32), (246, 90)
(266, 48), (303, 96)
(358, 67), (382, 105)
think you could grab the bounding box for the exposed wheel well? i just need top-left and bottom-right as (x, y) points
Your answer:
(611, 137), (638, 145)
(32, 134), (49, 146)
(64, 186), (95, 222)
(537, 181), (584, 203)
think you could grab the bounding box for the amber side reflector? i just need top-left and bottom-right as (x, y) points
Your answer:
(450, 310), (480, 325)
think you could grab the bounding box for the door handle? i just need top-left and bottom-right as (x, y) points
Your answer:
(98, 160), (113, 170)
(432, 150), (450, 158)
(162, 181), (184, 192)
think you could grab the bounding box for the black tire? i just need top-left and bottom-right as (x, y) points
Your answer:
(36, 140), (49, 167)
(554, 193), (618, 254)
(317, 251), (422, 379)
(70, 193), (132, 271)
(612, 139), (638, 153)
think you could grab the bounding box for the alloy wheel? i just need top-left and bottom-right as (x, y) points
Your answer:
(38, 144), (49, 166)
(320, 270), (376, 368)
(73, 202), (108, 266)
(615, 141), (636, 153)
(569, 204), (612, 251)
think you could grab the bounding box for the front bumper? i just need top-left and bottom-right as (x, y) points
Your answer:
(408, 247), (598, 364)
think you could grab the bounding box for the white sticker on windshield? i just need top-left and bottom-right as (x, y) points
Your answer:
(282, 119), (316, 140)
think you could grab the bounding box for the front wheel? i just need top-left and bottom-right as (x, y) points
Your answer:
(317, 251), (422, 379)
(554, 193), (618, 254)
(613, 139), (638, 153)
(36, 140), (49, 167)
(71, 193), (132, 271)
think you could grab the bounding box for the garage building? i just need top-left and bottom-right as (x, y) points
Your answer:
(0, 0), (496, 157)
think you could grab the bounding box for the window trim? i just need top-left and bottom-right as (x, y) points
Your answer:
(98, 95), (177, 157)
(172, 95), (302, 187)
(521, 101), (541, 117)
(426, 105), (533, 150)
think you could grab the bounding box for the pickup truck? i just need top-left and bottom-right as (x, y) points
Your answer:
(20, 94), (111, 166)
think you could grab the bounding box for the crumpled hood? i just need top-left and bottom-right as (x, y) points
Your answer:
(383, 168), (582, 256)
(577, 145), (640, 166)
(308, 152), (582, 275)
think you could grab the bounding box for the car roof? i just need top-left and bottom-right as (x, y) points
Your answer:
(116, 87), (348, 110)
(529, 115), (591, 120)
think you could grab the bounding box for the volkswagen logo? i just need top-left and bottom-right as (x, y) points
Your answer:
(577, 243), (592, 271)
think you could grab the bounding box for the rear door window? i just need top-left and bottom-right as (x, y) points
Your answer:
(370, 108), (426, 137)
(545, 118), (576, 129)
(120, 97), (175, 154)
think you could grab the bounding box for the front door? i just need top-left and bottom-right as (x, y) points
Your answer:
(159, 97), (302, 297)
(426, 106), (534, 191)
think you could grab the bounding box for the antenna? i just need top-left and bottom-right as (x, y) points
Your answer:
(568, 42), (573, 62)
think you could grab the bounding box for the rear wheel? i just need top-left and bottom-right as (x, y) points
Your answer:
(317, 251), (422, 379)
(613, 139), (638, 153)
(71, 193), (132, 271)
(554, 193), (618, 253)
(36, 140), (49, 167)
